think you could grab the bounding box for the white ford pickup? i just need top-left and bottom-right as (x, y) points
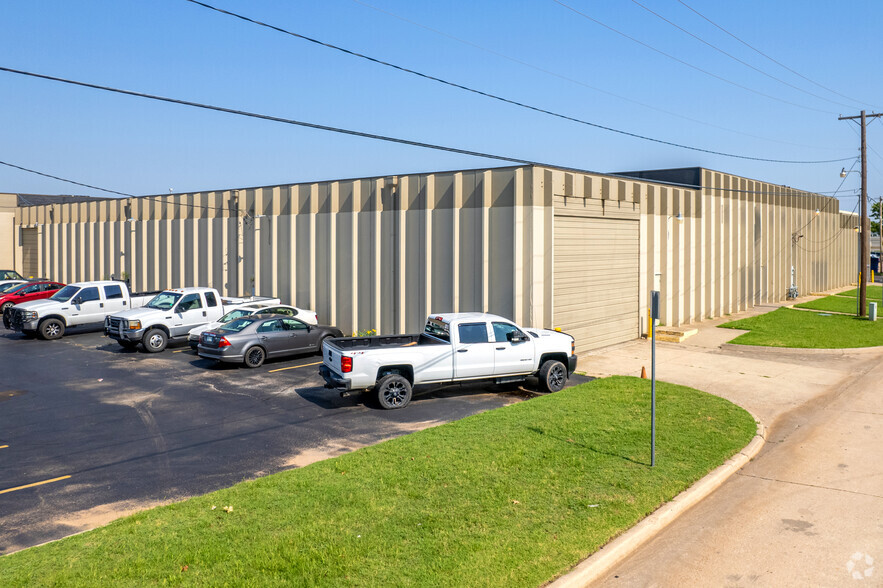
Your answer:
(8, 281), (160, 340)
(319, 312), (577, 409)
(105, 287), (278, 352)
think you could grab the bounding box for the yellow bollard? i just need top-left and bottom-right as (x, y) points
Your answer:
(648, 309), (653, 340)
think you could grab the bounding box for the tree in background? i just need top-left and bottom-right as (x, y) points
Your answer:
(873, 199), (881, 236)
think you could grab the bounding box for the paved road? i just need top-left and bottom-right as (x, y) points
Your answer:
(580, 309), (883, 587)
(0, 327), (583, 554)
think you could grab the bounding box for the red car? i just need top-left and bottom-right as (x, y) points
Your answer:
(1, 281), (65, 328)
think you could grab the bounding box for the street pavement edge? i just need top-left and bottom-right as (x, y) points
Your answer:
(548, 417), (767, 588)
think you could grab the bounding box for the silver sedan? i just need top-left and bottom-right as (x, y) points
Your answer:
(197, 314), (343, 368)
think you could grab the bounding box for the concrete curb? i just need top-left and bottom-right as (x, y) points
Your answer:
(548, 419), (767, 588)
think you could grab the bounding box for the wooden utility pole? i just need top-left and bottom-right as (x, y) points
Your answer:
(839, 110), (882, 317)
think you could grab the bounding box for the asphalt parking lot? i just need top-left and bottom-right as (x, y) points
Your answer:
(0, 326), (589, 554)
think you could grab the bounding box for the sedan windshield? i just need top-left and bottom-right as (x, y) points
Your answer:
(2, 283), (28, 294)
(219, 317), (259, 333)
(146, 292), (182, 310)
(51, 285), (80, 302)
(218, 309), (253, 323)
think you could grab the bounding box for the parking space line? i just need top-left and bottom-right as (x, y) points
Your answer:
(0, 445), (8, 449)
(0, 475), (71, 495)
(173, 349), (192, 354)
(268, 361), (322, 373)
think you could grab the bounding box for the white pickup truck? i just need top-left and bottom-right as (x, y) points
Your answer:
(7, 281), (161, 340)
(104, 287), (279, 353)
(319, 312), (577, 409)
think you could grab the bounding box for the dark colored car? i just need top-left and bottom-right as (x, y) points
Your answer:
(1, 281), (66, 329)
(197, 314), (343, 368)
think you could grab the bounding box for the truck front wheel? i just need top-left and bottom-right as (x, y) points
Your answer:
(39, 318), (65, 340)
(142, 329), (168, 353)
(537, 359), (567, 393)
(376, 373), (412, 409)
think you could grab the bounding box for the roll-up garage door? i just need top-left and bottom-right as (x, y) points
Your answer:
(20, 228), (39, 279)
(553, 207), (639, 351)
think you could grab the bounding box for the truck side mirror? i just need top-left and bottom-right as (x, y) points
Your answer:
(507, 331), (528, 343)
(73, 296), (83, 305)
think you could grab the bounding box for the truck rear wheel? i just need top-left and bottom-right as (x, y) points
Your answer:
(376, 373), (412, 409)
(537, 359), (567, 393)
(39, 318), (65, 340)
(142, 329), (168, 353)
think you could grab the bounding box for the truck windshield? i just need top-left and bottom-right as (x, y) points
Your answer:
(424, 319), (450, 342)
(146, 292), (182, 310)
(51, 285), (80, 302)
(219, 309), (252, 323)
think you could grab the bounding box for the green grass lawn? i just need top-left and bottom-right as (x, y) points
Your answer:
(795, 295), (874, 314)
(833, 285), (883, 299)
(721, 307), (883, 348)
(0, 377), (755, 588)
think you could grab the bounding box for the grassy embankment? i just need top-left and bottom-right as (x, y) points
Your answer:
(0, 377), (756, 587)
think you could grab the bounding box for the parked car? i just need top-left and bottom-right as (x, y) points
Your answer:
(8, 280), (161, 340)
(187, 302), (318, 349)
(0, 270), (25, 290)
(320, 312), (577, 409)
(198, 314), (343, 368)
(1, 280), (65, 329)
(0, 281), (27, 294)
(105, 287), (279, 353)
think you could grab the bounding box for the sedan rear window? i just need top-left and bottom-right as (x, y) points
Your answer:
(219, 317), (259, 333)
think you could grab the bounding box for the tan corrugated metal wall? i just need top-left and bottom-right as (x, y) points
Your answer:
(12, 164), (861, 350)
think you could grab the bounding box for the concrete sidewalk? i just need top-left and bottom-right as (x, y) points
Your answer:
(556, 304), (883, 586)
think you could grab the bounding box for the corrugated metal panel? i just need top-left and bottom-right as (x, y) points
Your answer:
(553, 203), (639, 351)
(20, 227), (39, 278)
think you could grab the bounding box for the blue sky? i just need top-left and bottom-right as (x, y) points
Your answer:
(1, 0), (881, 211)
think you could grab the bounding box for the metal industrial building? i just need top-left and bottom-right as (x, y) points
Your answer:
(9, 165), (859, 351)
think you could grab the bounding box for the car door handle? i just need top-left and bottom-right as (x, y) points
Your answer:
(457, 349), (468, 353)
(261, 336), (268, 341)
(100, 303), (104, 308)
(496, 347), (505, 350)
(202, 311), (206, 317)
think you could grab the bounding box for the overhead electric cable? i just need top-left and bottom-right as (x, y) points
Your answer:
(347, 0), (840, 152)
(629, 0), (858, 110)
(676, 0), (878, 110)
(551, 0), (836, 115)
(0, 159), (135, 197)
(1, 65), (855, 165)
(0, 66), (540, 166)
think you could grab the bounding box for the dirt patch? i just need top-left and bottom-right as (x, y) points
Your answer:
(279, 419), (446, 469)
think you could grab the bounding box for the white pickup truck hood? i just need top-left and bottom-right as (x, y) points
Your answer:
(11, 299), (65, 315)
(528, 327), (574, 349)
(110, 306), (167, 322)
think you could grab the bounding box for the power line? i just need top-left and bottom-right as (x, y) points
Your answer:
(0, 159), (135, 197)
(0, 66), (540, 166)
(629, 0), (857, 110)
(178, 1), (850, 164)
(347, 0), (841, 153)
(676, 0), (877, 111)
(551, 0), (837, 115)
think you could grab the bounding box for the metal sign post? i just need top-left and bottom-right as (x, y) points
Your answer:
(650, 290), (659, 467)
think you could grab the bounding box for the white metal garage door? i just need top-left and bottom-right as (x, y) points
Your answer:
(553, 201), (640, 351)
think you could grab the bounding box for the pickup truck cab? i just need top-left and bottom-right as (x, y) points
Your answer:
(8, 281), (159, 340)
(320, 312), (577, 409)
(105, 287), (279, 353)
